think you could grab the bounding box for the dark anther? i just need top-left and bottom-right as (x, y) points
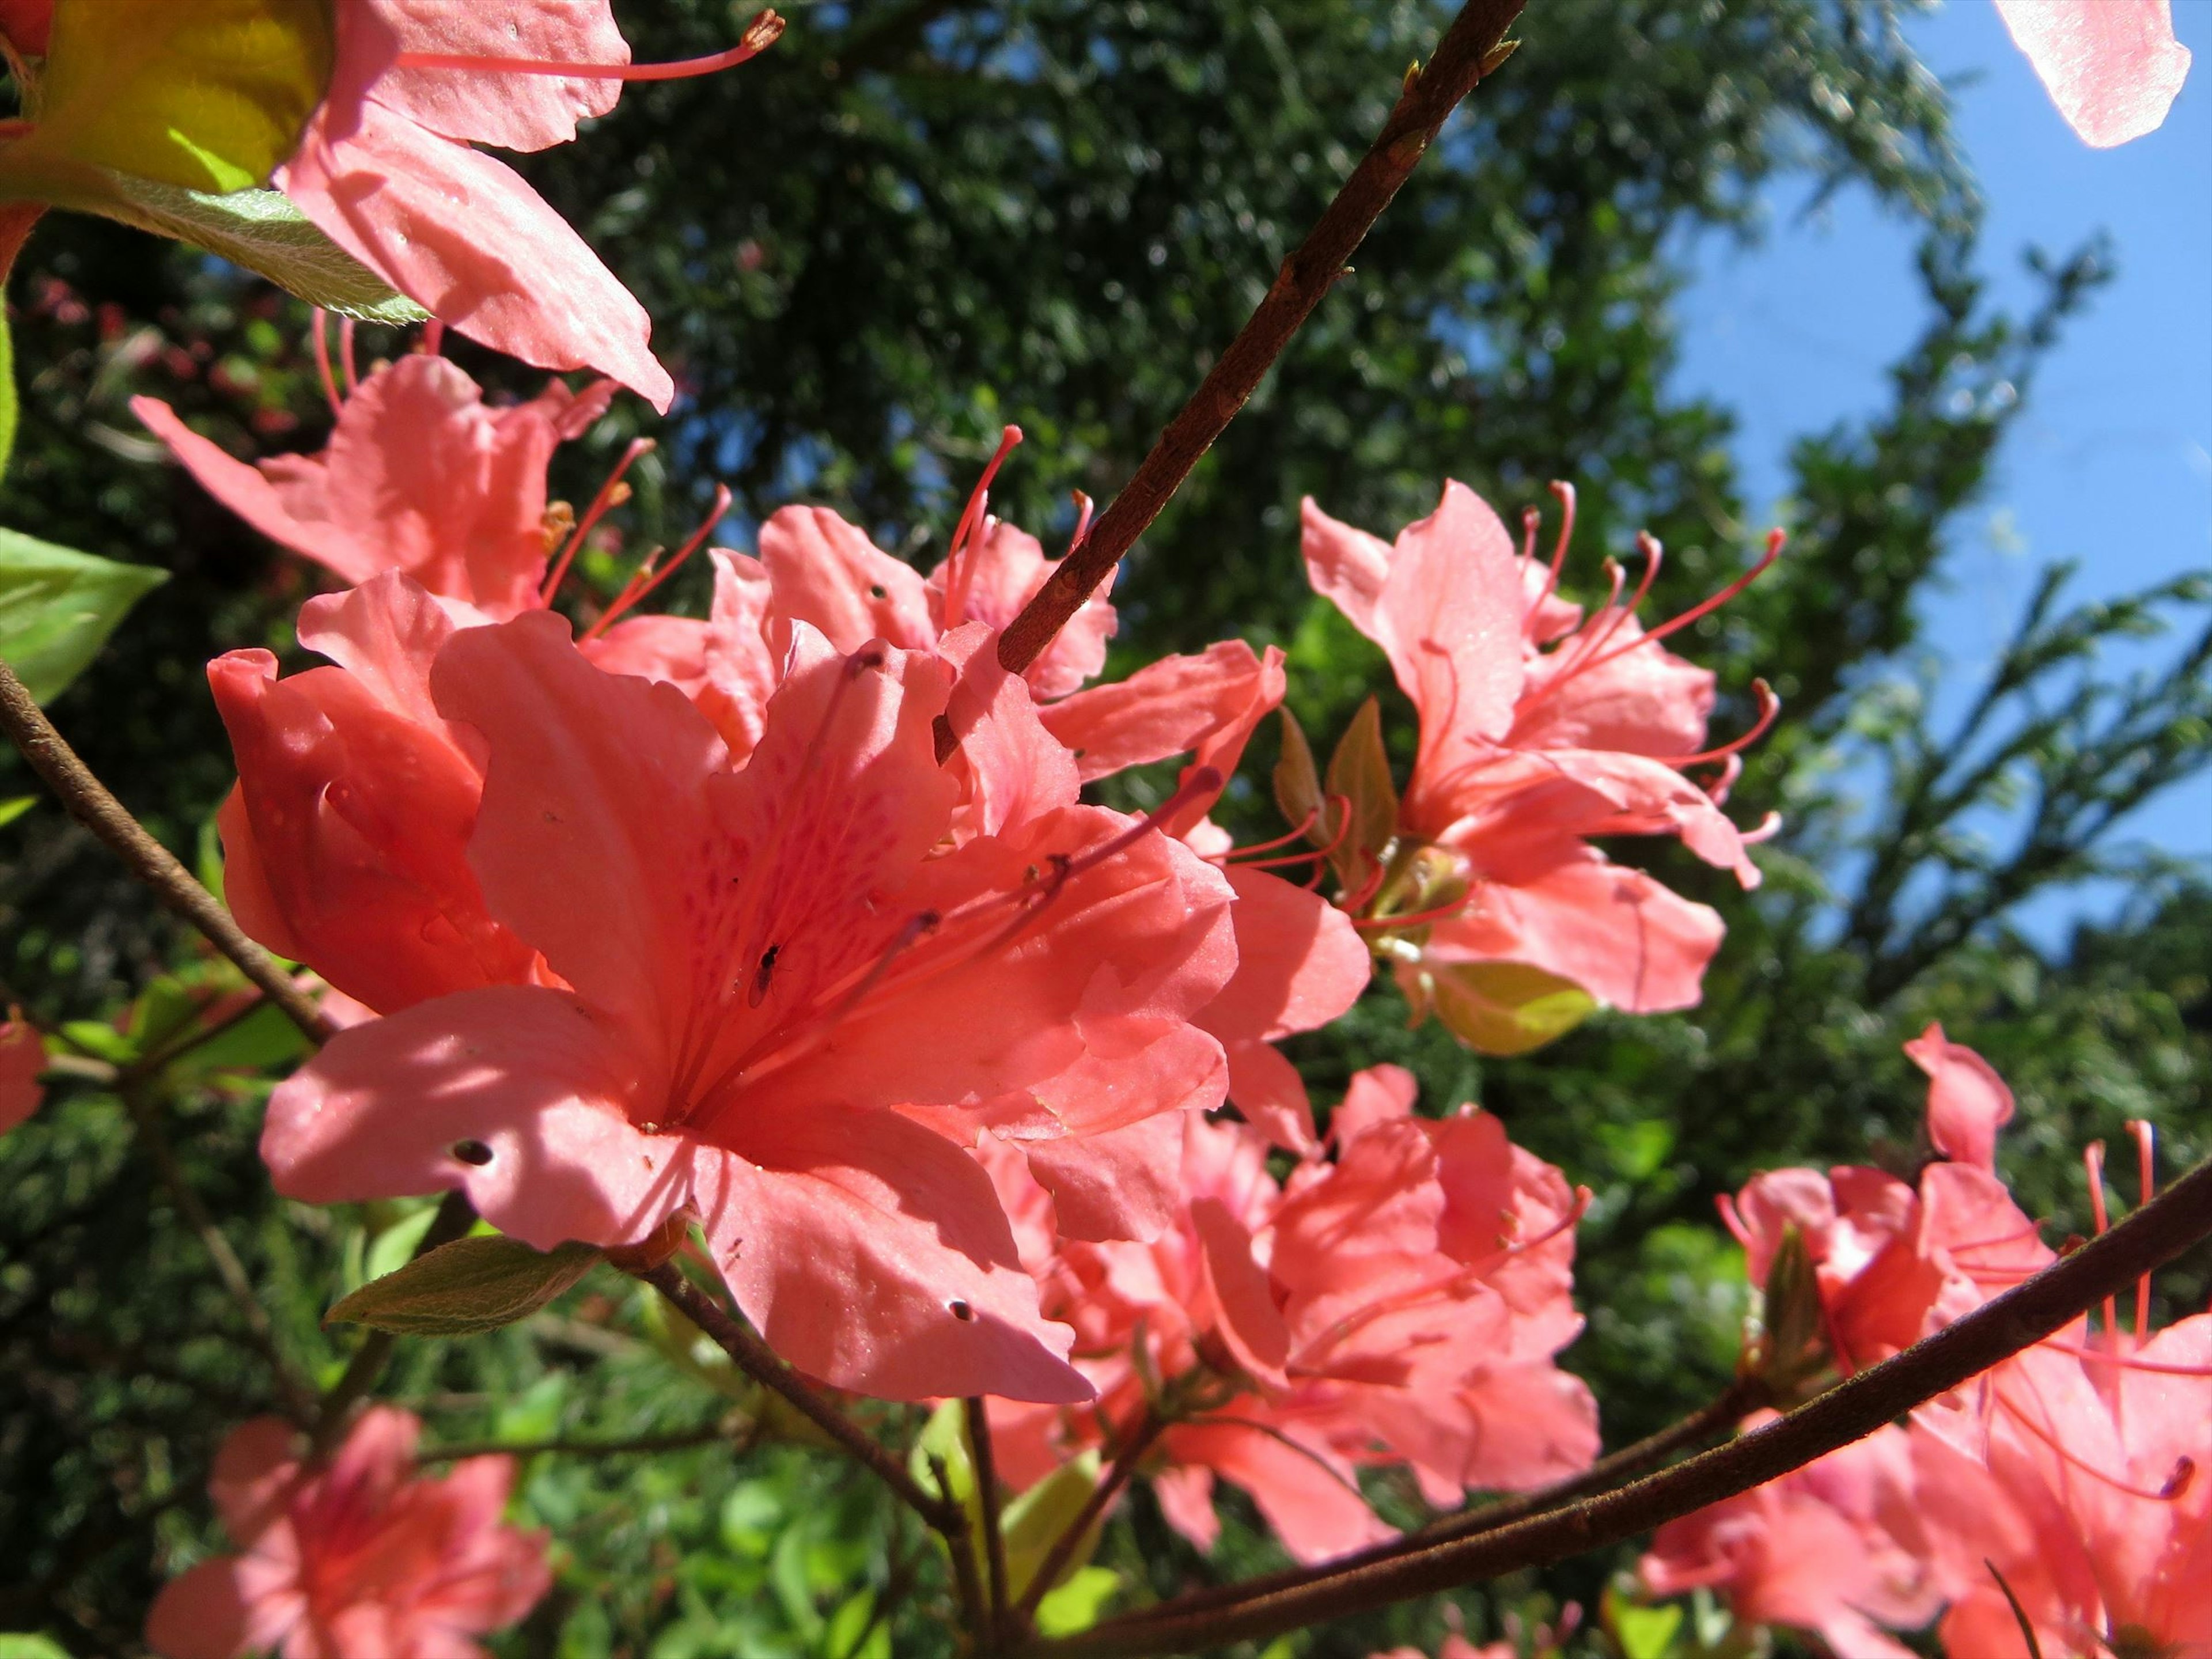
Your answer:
(451, 1139), (494, 1166)
(749, 944), (781, 1007)
(948, 1298), (975, 1321)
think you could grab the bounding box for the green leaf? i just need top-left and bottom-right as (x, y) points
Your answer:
(19, 0), (335, 195)
(0, 527), (166, 703)
(1323, 695), (1399, 890)
(1035, 1566), (1121, 1637)
(0, 300), (16, 484)
(88, 180), (428, 324)
(0, 1637), (76, 1659)
(325, 1234), (603, 1337)
(58, 1019), (136, 1064)
(363, 1204), (442, 1285)
(0, 797), (34, 829)
(1612, 1599), (1685, 1659)
(1421, 960), (1596, 1056)
(1001, 1450), (1103, 1605)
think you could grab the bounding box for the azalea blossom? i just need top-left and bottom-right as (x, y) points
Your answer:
(988, 1067), (1596, 1563)
(1719, 1023), (2055, 1375)
(1641, 1418), (1942, 1659)
(0, 1016), (43, 1135)
(1300, 480), (1772, 1040)
(144, 1407), (548, 1659)
(260, 611), (1242, 1401)
(1994, 0), (2192, 149)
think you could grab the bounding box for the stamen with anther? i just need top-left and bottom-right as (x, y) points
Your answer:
(584, 483), (732, 639)
(936, 425), (1024, 628)
(389, 11), (787, 83)
(541, 437), (653, 604)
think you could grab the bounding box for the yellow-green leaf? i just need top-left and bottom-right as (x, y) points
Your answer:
(1323, 695), (1399, 890)
(0, 528), (168, 703)
(1421, 960), (1596, 1055)
(22, 0), (334, 195)
(325, 1234), (602, 1338)
(1001, 1450), (1103, 1605)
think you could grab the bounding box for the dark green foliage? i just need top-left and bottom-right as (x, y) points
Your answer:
(2, 2), (2206, 1654)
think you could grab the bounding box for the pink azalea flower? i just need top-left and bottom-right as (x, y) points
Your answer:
(1720, 1025), (2054, 1372)
(1641, 1418), (1943, 1659)
(0, 1016), (44, 1136)
(1301, 480), (1773, 1019)
(260, 611), (1240, 1401)
(208, 573), (539, 1018)
(135, 357), (613, 621)
(1994, 0), (2192, 149)
(145, 1407), (548, 1659)
(988, 1067), (1594, 1563)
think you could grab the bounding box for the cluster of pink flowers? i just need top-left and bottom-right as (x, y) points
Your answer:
(147, 1408), (547, 1659)
(1644, 1031), (2212, 1659)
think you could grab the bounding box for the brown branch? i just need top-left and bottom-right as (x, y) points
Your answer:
(313, 1189), (478, 1453)
(968, 1396), (1012, 1642)
(1016, 1152), (2212, 1657)
(994, 0), (1526, 677)
(0, 659), (335, 1043)
(637, 1260), (959, 1531)
(1107, 1376), (1764, 1631)
(1012, 1406), (1168, 1626)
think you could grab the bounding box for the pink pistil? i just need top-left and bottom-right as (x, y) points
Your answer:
(938, 425), (1024, 628)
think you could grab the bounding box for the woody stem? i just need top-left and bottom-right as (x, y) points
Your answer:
(1012, 1406), (1168, 1626)
(635, 1261), (963, 1533)
(995, 0), (1528, 676)
(1012, 1152), (2212, 1657)
(967, 1397), (1012, 1642)
(0, 658), (335, 1043)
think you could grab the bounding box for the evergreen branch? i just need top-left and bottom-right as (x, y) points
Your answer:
(995, 0), (1528, 675)
(1016, 1153), (2212, 1657)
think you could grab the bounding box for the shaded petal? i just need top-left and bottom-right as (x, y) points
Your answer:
(697, 548), (778, 763)
(133, 396), (367, 581)
(1164, 1419), (1393, 1565)
(262, 985), (694, 1252)
(278, 100), (671, 409)
(1195, 865), (1369, 1044)
(695, 1103), (1088, 1402)
(1037, 641), (1275, 785)
(938, 620), (1081, 839)
(759, 506), (935, 657)
(927, 519), (1116, 700)
(1330, 1063), (1418, 1147)
(0, 1018), (45, 1137)
(1222, 1037), (1316, 1156)
(145, 1559), (260, 1659)
(579, 614), (710, 696)
(1994, 0), (2191, 147)
(342, 0), (628, 151)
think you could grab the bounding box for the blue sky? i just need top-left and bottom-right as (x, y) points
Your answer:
(1671, 0), (2211, 939)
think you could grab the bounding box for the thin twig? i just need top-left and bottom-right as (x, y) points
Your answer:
(313, 1189), (478, 1453)
(1108, 1377), (1764, 1629)
(0, 659), (335, 1043)
(1012, 1406), (1168, 1625)
(635, 1260), (958, 1529)
(994, 0), (1526, 677)
(1014, 1153), (2212, 1657)
(118, 1080), (318, 1421)
(968, 1396), (1012, 1643)
(418, 1419), (739, 1463)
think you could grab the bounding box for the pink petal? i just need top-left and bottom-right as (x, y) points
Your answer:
(1037, 641), (1276, 783)
(927, 519), (1118, 700)
(262, 984), (695, 1252)
(1330, 1064), (1418, 1147)
(1510, 611), (1716, 759)
(208, 1418), (305, 1546)
(338, 0), (628, 153)
(133, 397), (368, 582)
(759, 506), (937, 657)
(1191, 1196), (1290, 1383)
(429, 611), (738, 1047)
(1164, 1419), (1393, 1565)
(1994, 0), (2192, 148)
(696, 549), (778, 763)
(1150, 1463), (1220, 1552)
(1422, 854), (1726, 1014)
(1020, 1104), (1191, 1244)
(146, 1559), (260, 1659)
(278, 99), (672, 410)
(938, 620), (1081, 838)
(578, 614), (710, 696)
(695, 1103), (1089, 1402)
(1222, 1037), (1316, 1155)
(1195, 865), (1370, 1044)
(1903, 1022), (2015, 1170)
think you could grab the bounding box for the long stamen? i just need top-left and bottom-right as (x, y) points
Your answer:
(389, 10), (786, 82)
(1532, 479), (1575, 617)
(309, 311), (343, 417)
(541, 437), (653, 604)
(1504, 1184), (1593, 1255)
(584, 482), (731, 638)
(2035, 1339), (2212, 1378)
(1997, 1384), (2183, 1502)
(1666, 680), (1780, 767)
(1570, 527), (1785, 681)
(1065, 490), (1096, 559)
(1218, 804), (1328, 862)
(2085, 1141), (2120, 1344)
(339, 316), (359, 396)
(940, 425), (1024, 627)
